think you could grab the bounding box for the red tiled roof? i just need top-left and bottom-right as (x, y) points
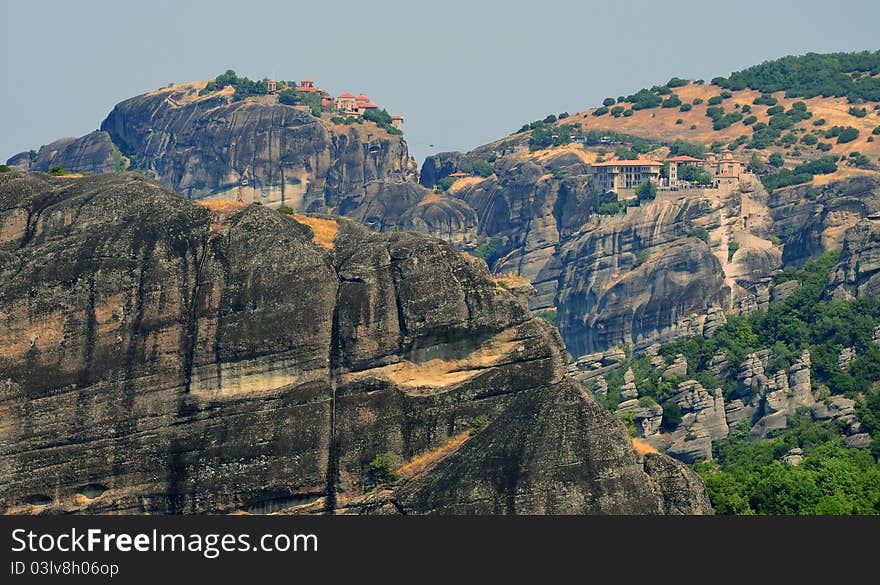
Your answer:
(296, 86), (318, 92)
(391, 115), (403, 120)
(301, 79), (314, 84)
(449, 171), (468, 177)
(591, 159), (662, 168)
(666, 155), (703, 163)
(338, 92), (355, 98)
(359, 102), (378, 109)
(357, 94), (369, 101)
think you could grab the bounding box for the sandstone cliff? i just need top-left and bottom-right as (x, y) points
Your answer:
(0, 171), (711, 515)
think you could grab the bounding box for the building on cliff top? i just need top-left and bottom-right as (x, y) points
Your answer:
(590, 159), (662, 196)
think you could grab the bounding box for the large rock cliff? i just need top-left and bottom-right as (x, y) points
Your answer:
(0, 171), (711, 515)
(8, 84), (478, 248)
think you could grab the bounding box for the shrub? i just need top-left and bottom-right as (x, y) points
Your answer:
(837, 127), (859, 143)
(753, 94), (778, 106)
(813, 118), (827, 126)
(48, 166), (69, 176)
(748, 153), (766, 173)
(741, 104), (752, 113)
(632, 249), (649, 269)
(627, 89), (663, 110)
(277, 205), (294, 215)
(766, 105), (784, 116)
(661, 400), (682, 432)
(720, 90), (733, 99)
(615, 146), (638, 160)
(662, 94), (682, 108)
(668, 139), (705, 159)
(708, 96), (723, 106)
(610, 105), (625, 117)
(623, 109), (633, 117)
(535, 309), (558, 327)
(368, 453), (399, 487)
(592, 106), (609, 116)
(636, 180), (657, 201)
(728, 241), (741, 261)
(768, 152), (784, 167)
(467, 415), (490, 436)
(667, 77), (689, 88)
(801, 134), (818, 145)
(679, 103), (692, 112)
(676, 118), (683, 125)
(472, 236), (501, 265)
(848, 106), (868, 118)
(743, 115), (757, 126)
(437, 176), (456, 191)
(817, 142), (833, 152)
(603, 97), (616, 107)
(460, 158), (494, 177)
(0, 165), (10, 173)
(688, 227), (710, 243)
(873, 126), (880, 135)
(692, 98), (704, 105)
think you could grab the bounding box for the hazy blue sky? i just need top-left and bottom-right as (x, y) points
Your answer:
(2, 0), (879, 163)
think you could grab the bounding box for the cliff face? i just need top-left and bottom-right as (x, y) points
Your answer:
(7, 85), (478, 248)
(0, 171), (711, 515)
(828, 217), (880, 300)
(429, 145), (880, 358)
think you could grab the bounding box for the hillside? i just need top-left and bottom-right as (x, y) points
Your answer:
(492, 51), (880, 187)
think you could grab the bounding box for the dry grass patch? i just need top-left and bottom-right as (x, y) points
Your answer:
(632, 438), (658, 455)
(292, 214), (339, 250)
(447, 176), (485, 194)
(196, 200), (248, 214)
(396, 432), (472, 479)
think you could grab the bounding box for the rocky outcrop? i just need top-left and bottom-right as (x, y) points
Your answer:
(750, 350), (814, 438)
(7, 131), (119, 174)
(828, 218), (880, 300)
(663, 380), (729, 463)
(419, 151), (466, 188)
(0, 171), (712, 515)
(453, 153), (594, 309)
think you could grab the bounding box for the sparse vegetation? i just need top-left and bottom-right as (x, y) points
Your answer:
(687, 227), (710, 243)
(535, 308), (558, 327)
(471, 236), (501, 265)
(367, 452), (399, 488)
(48, 166), (70, 176)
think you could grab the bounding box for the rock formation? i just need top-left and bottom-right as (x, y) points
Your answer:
(7, 84), (478, 249)
(0, 171), (712, 515)
(829, 218), (880, 300)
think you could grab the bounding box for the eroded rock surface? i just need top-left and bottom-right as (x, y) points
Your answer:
(0, 172), (711, 515)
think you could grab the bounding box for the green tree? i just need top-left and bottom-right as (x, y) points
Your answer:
(368, 453), (399, 487)
(635, 180), (657, 201)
